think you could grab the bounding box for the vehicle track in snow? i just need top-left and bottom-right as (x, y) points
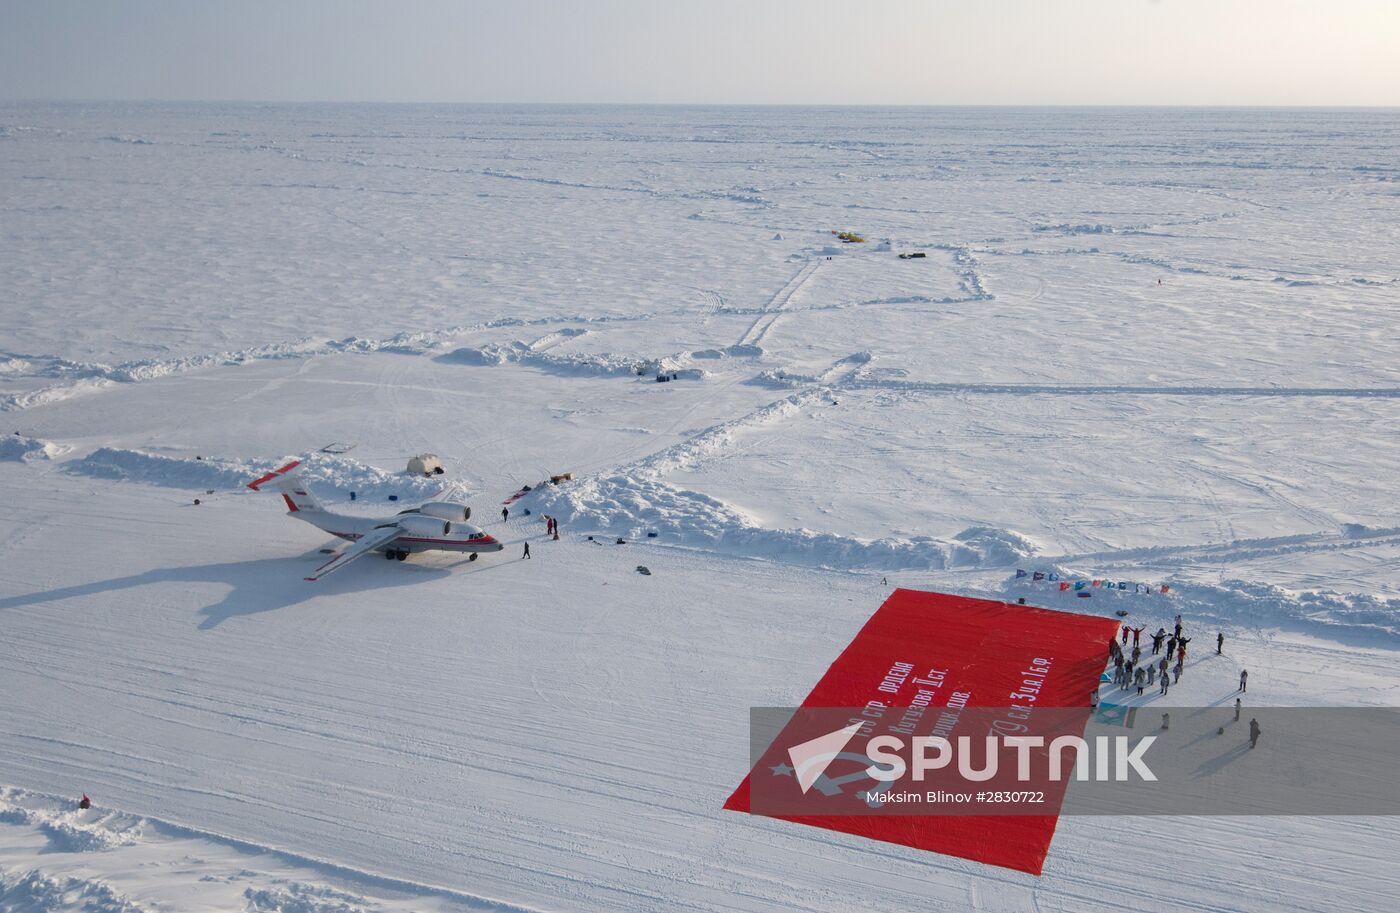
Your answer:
(1056, 526), (1400, 569)
(735, 259), (821, 349)
(843, 378), (1400, 398)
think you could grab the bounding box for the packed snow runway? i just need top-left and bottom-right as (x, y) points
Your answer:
(2, 104), (1399, 911)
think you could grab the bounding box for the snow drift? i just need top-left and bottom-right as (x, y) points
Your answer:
(65, 449), (453, 502)
(530, 473), (1036, 570)
(437, 342), (710, 380)
(1002, 572), (1400, 646)
(0, 435), (62, 462)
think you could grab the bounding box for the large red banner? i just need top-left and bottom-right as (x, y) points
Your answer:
(724, 588), (1118, 875)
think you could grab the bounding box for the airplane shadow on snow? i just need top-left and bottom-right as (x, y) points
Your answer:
(0, 547), (452, 630)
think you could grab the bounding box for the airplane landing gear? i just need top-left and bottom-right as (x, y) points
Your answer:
(396, 550), (408, 561)
(468, 553), (478, 562)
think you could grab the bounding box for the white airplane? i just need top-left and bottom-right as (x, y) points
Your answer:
(248, 460), (504, 581)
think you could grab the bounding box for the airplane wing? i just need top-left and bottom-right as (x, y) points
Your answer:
(304, 525), (403, 582)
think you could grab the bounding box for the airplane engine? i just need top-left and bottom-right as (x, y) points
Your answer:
(418, 501), (471, 521)
(395, 514), (454, 538)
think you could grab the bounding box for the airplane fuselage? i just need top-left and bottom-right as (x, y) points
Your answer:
(294, 509), (504, 554)
(247, 460), (505, 579)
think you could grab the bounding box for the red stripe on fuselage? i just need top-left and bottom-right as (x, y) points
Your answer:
(400, 536), (501, 548)
(327, 531), (500, 550)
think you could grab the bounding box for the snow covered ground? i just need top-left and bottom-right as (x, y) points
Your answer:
(2, 103), (1399, 911)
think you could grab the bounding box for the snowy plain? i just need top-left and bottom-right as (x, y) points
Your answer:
(2, 103), (1399, 912)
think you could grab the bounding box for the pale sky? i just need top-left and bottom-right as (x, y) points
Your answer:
(2, 0), (1397, 106)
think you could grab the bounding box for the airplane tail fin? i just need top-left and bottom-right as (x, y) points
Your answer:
(247, 460), (325, 513)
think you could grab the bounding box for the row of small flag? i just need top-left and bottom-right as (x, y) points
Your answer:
(1016, 569), (1170, 594)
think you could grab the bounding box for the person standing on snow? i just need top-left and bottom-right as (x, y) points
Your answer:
(1239, 669), (1248, 692)
(522, 541), (531, 559)
(1234, 697), (1242, 721)
(1173, 661), (1183, 684)
(502, 507), (510, 522)
(1217, 632), (1225, 654)
(1121, 625), (1130, 645)
(1134, 667), (1146, 695)
(1146, 664), (1156, 686)
(1131, 626), (1145, 647)
(1160, 674), (1170, 696)
(1249, 718), (1261, 748)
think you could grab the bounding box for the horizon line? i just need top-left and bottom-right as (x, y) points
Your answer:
(5, 97), (1400, 110)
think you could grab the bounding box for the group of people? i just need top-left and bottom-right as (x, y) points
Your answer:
(1107, 615), (1196, 696)
(501, 507), (563, 559)
(1101, 613), (1260, 748)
